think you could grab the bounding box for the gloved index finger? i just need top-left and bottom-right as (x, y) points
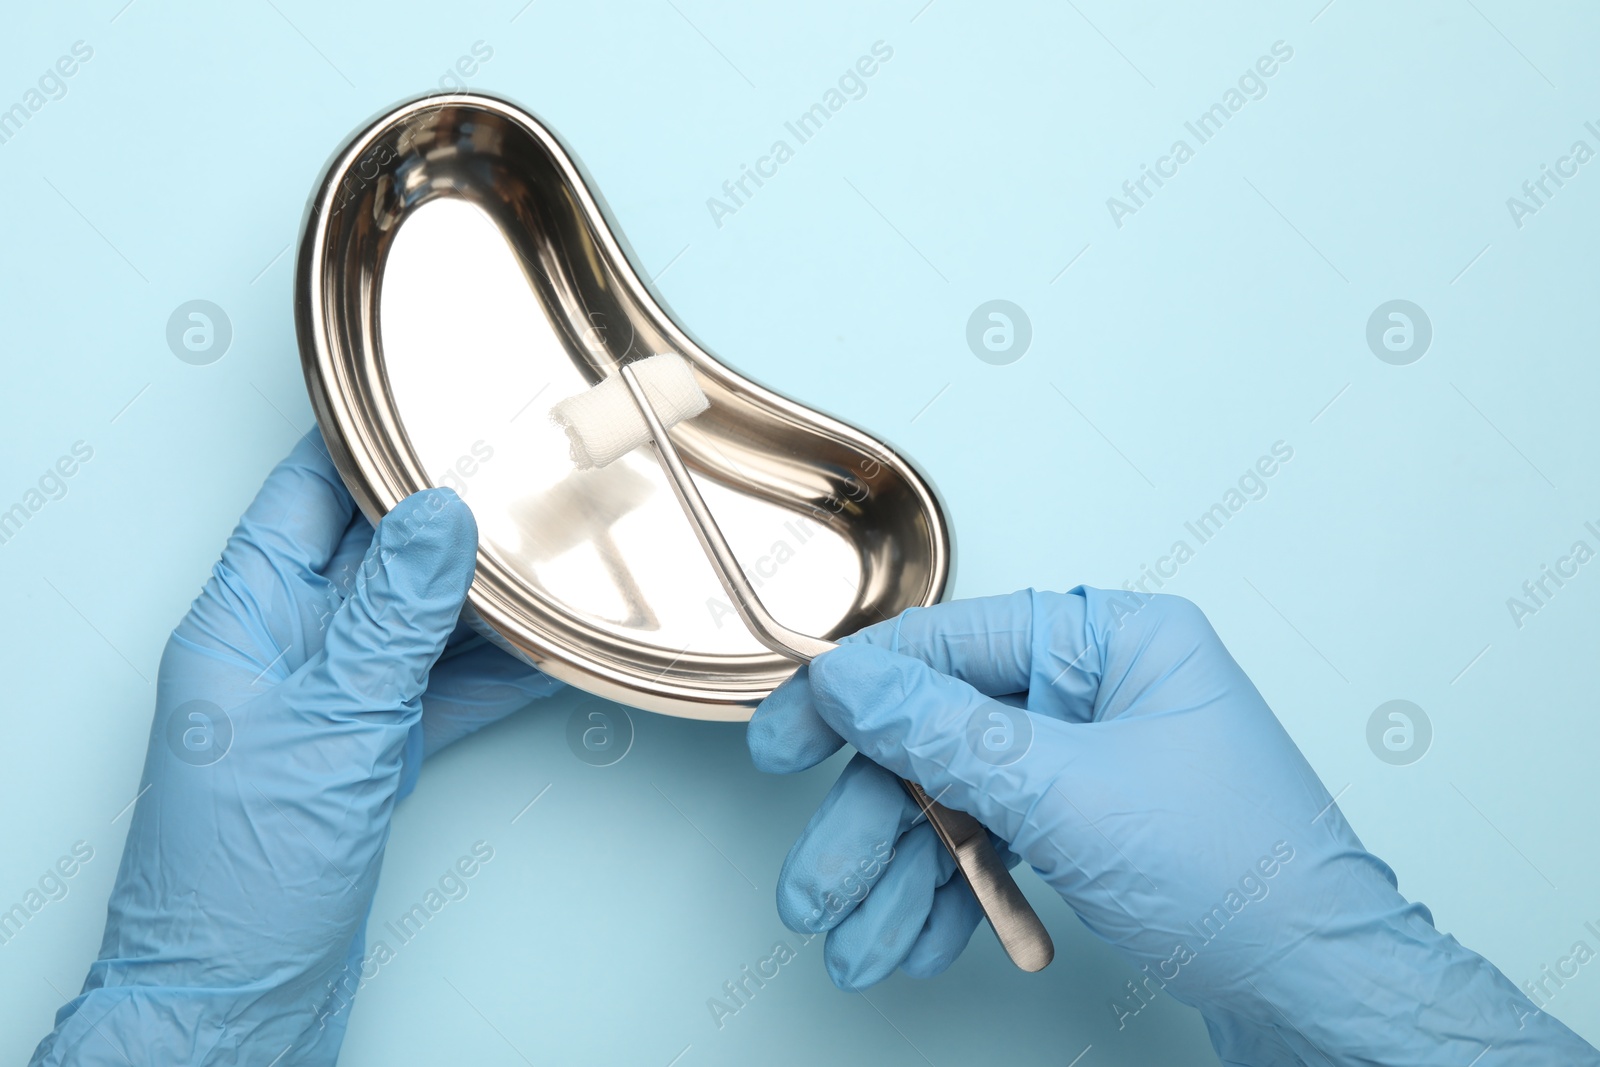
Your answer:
(747, 590), (1038, 775)
(857, 589), (1037, 695)
(806, 643), (1057, 848)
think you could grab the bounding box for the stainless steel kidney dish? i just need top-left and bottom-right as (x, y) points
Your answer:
(295, 92), (952, 720)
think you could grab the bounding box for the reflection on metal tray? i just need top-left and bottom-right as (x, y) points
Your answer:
(295, 92), (951, 720)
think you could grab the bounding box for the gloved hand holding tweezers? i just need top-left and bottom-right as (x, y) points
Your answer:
(748, 587), (1600, 1066)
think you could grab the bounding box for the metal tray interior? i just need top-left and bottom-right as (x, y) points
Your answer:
(296, 93), (951, 720)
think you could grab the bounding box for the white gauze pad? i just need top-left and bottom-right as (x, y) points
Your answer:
(550, 353), (710, 470)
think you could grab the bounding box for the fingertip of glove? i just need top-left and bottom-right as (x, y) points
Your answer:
(374, 489), (478, 598)
(824, 943), (862, 992)
(824, 938), (894, 993)
(810, 644), (919, 718)
(774, 880), (826, 939)
(746, 672), (798, 772)
(899, 947), (955, 980)
(744, 712), (794, 774)
(811, 642), (894, 682)
(747, 669), (847, 774)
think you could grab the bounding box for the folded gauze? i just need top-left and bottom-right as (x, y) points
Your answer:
(549, 353), (710, 471)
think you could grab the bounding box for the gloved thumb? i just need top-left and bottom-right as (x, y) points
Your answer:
(285, 488), (478, 722)
(808, 643), (1064, 852)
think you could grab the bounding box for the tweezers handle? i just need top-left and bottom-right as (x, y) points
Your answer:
(618, 363), (1054, 973)
(900, 780), (1053, 971)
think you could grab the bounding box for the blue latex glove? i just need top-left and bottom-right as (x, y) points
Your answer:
(30, 433), (562, 1067)
(748, 587), (1598, 1066)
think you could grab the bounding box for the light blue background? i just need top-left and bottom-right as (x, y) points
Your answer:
(3, 1), (1598, 1063)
